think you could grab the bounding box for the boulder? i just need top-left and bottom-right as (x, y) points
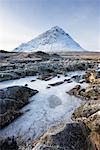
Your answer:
(33, 123), (91, 150)
(89, 131), (100, 150)
(72, 101), (100, 150)
(0, 86), (38, 128)
(0, 137), (19, 150)
(84, 70), (100, 84)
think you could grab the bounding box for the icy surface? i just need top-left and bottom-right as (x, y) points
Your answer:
(0, 72), (87, 141)
(14, 26), (84, 52)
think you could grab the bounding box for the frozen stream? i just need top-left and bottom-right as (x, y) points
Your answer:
(0, 71), (87, 141)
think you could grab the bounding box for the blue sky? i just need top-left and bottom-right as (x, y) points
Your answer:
(0, 0), (99, 51)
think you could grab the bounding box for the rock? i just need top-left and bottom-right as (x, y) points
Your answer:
(46, 86), (51, 89)
(0, 86), (38, 101)
(57, 75), (60, 78)
(37, 74), (54, 81)
(0, 86), (38, 128)
(79, 79), (85, 83)
(0, 73), (19, 82)
(89, 131), (100, 150)
(86, 111), (100, 133)
(34, 51), (50, 60)
(72, 100), (100, 119)
(0, 109), (23, 128)
(67, 84), (100, 100)
(44, 76), (54, 81)
(67, 85), (81, 96)
(71, 75), (79, 79)
(64, 78), (71, 82)
(0, 52), (97, 82)
(49, 81), (64, 86)
(71, 75), (81, 81)
(85, 70), (100, 84)
(25, 84), (28, 87)
(0, 137), (19, 150)
(67, 80), (72, 83)
(33, 123), (91, 150)
(85, 71), (95, 83)
(72, 101), (100, 150)
(31, 79), (36, 82)
(0, 68), (37, 82)
(63, 72), (67, 77)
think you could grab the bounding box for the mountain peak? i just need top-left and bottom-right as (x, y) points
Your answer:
(45, 26), (66, 35)
(50, 26), (64, 32)
(14, 26), (84, 52)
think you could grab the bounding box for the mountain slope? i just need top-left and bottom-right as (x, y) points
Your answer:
(14, 26), (84, 52)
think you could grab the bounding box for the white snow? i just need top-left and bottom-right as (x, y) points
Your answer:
(97, 111), (100, 115)
(0, 72), (87, 141)
(14, 26), (84, 52)
(96, 63), (100, 71)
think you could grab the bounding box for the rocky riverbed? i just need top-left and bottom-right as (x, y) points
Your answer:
(0, 51), (100, 150)
(0, 50), (99, 82)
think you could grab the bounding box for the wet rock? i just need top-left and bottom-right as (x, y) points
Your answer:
(67, 80), (72, 83)
(37, 74), (54, 81)
(64, 78), (72, 83)
(0, 110), (22, 130)
(33, 123), (91, 150)
(49, 81), (64, 86)
(46, 86), (51, 89)
(57, 75), (60, 78)
(63, 71), (68, 77)
(71, 75), (81, 82)
(0, 137), (19, 150)
(25, 84), (28, 87)
(31, 79), (36, 82)
(44, 76), (54, 81)
(0, 86), (38, 128)
(79, 79), (85, 83)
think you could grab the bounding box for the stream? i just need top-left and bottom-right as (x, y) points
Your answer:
(0, 71), (87, 141)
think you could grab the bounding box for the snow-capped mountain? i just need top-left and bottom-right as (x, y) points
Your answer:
(14, 26), (84, 52)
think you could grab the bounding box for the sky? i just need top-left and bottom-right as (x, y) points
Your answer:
(0, 0), (100, 51)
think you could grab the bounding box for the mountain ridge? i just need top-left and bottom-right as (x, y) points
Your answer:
(14, 26), (84, 52)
